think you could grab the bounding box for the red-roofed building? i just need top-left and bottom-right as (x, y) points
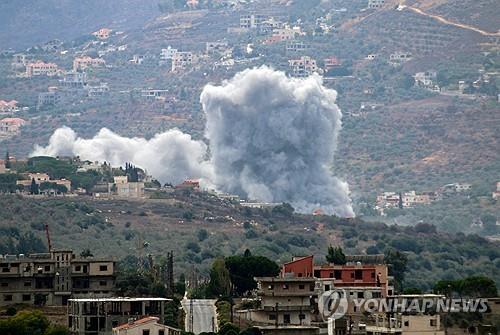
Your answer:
(324, 56), (341, 71)
(0, 100), (19, 113)
(176, 179), (200, 190)
(282, 255), (314, 278)
(0, 117), (26, 135)
(93, 28), (112, 40)
(280, 254), (392, 297)
(112, 316), (181, 335)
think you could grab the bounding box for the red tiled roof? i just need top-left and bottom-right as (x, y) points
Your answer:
(113, 317), (159, 331)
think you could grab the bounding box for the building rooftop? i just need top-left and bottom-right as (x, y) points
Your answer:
(113, 316), (159, 331)
(69, 297), (171, 302)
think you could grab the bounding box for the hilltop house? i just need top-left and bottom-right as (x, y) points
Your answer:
(0, 100), (19, 114)
(0, 117), (26, 136)
(414, 71), (440, 92)
(25, 61), (59, 77)
(16, 172), (72, 194)
(73, 56), (105, 71)
(93, 28), (112, 40)
(109, 176), (144, 198)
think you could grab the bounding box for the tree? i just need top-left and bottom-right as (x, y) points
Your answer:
(225, 254), (280, 295)
(197, 229), (209, 242)
(385, 249), (408, 292)
(208, 258), (231, 297)
(30, 178), (39, 195)
(45, 325), (70, 335)
(5, 151), (11, 169)
(0, 310), (50, 335)
(80, 249), (93, 258)
(326, 245), (346, 264)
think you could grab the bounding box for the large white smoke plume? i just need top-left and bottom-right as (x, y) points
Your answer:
(32, 127), (213, 185)
(33, 67), (354, 217)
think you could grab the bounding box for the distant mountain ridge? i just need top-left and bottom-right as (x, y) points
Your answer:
(0, 0), (159, 50)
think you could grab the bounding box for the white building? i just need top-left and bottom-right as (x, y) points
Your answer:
(368, 0), (385, 9)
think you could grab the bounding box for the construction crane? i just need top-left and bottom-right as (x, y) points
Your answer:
(45, 224), (52, 252)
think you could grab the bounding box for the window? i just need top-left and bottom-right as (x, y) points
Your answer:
(4, 295), (13, 301)
(372, 292), (382, 298)
(334, 270), (342, 280)
(1, 283), (7, 287)
(142, 330), (150, 335)
(283, 314), (291, 324)
(2, 268), (9, 273)
(83, 265), (88, 273)
(314, 270), (320, 277)
(299, 314), (305, 320)
(325, 285), (330, 291)
(44, 265), (50, 272)
(22, 294), (31, 301)
(75, 265), (81, 271)
(269, 314), (276, 321)
(268, 285), (274, 290)
(371, 271), (376, 278)
(329, 272), (334, 278)
(355, 270), (363, 280)
(404, 321), (409, 327)
(99, 281), (107, 286)
(430, 319), (437, 327)
(159, 330), (165, 335)
(24, 282), (31, 287)
(298, 273), (302, 277)
(99, 265), (108, 271)
(299, 284), (305, 290)
(357, 292), (364, 299)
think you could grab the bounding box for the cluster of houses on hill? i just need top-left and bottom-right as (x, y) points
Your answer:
(375, 182), (472, 215)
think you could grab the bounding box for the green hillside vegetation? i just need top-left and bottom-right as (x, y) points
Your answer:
(0, 194), (498, 292)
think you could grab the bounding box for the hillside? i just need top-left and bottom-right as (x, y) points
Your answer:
(0, 0), (159, 49)
(0, 194), (499, 291)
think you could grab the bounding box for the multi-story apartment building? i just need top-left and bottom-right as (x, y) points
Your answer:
(238, 276), (320, 334)
(171, 51), (193, 72)
(68, 297), (170, 335)
(240, 14), (267, 30)
(73, 56), (106, 71)
(282, 255), (392, 297)
(25, 61), (59, 77)
(288, 56), (318, 77)
(0, 250), (116, 307)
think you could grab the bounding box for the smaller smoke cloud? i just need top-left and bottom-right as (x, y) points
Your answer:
(32, 127), (213, 185)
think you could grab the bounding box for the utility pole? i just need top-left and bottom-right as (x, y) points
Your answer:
(45, 224), (52, 252)
(189, 298), (194, 333)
